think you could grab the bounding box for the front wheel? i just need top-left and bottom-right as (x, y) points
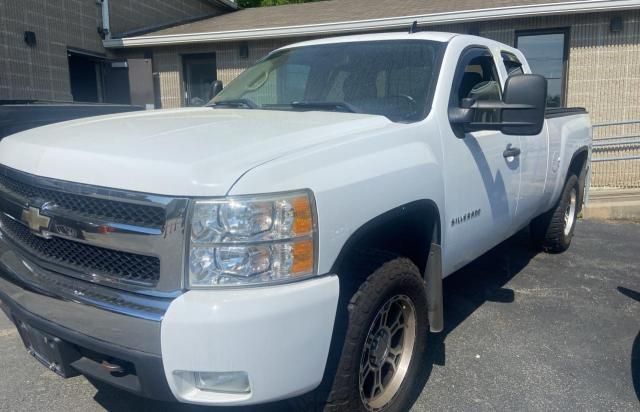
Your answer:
(307, 257), (429, 412)
(530, 174), (580, 253)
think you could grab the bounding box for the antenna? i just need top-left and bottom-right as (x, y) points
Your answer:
(409, 20), (418, 34)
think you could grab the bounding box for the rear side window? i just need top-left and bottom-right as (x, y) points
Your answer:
(501, 52), (524, 76)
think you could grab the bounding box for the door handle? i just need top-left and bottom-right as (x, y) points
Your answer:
(503, 145), (521, 158)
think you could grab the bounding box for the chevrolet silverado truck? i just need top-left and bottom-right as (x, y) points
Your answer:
(0, 32), (591, 411)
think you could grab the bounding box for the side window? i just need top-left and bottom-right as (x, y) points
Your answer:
(451, 47), (502, 123)
(453, 48), (502, 104)
(501, 52), (524, 76)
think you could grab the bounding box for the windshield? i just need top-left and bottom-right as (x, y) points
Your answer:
(211, 40), (444, 122)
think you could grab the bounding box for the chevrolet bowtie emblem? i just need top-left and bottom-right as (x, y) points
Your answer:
(21, 207), (51, 235)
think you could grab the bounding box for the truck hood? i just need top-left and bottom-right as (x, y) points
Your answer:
(0, 108), (390, 196)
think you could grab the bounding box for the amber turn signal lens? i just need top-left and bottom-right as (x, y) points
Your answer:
(291, 239), (314, 276)
(292, 195), (313, 235)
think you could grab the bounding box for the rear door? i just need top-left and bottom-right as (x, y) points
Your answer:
(441, 47), (521, 272)
(499, 51), (549, 223)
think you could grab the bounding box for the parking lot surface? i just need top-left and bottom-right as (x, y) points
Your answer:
(0, 220), (638, 411)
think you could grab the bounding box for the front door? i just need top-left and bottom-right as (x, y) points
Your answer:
(441, 47), (521, 272)
(183, 53), (217, 107)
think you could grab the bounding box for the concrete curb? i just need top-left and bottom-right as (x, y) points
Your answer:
(583, 189), (640, 222)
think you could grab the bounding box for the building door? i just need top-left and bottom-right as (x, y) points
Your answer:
(182, 54), (217, 107)
(68, 51), (103, 103)
(515, 28), (569, 108)
(102, 61), (131, 104)
(68, 50), (131, 104)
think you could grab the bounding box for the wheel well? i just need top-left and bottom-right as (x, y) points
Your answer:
(330, 200), (440, 279)
(569, 148), (589, 209)
(569, 148), (589, 179)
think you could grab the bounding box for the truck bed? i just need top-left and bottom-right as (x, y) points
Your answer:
(545, 107), (587, 119)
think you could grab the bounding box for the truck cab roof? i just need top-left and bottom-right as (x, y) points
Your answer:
(280, 31), (458, 50)
(279, 31), (521, 59)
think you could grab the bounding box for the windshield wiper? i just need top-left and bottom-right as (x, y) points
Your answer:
(290, 101), (360, 114)
(210, 98), (259, 109)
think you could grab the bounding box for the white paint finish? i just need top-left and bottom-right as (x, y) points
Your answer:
(493, 44), (549, 229)
(104, 1), (640, 48)
(433, 36), (521, 274)
(161, 275), (339, 405)
(0, 34), (593, 407)
(229, 115), (445, 275)
(0, 108), (390, 196)
(543, 114), (593, 211)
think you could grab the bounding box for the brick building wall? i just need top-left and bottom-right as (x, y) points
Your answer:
(0, 0), (104, 101)
(0, 0), (225, 101)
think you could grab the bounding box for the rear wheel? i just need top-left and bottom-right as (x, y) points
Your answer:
(530, 174), (580, 253)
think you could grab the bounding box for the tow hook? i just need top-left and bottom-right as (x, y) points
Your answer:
(101, 360), (124, 374)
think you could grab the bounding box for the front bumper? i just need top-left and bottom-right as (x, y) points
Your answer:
(0, 237), (340, 406)
(0, 242), (174, 400)
(162, 276), (339, 405)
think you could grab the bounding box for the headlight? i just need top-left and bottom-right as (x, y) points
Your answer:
(187, 190), (317, 288)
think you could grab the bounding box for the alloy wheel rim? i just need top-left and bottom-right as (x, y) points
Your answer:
(359, 295), (417, 411)
(564, 188), (577, 236)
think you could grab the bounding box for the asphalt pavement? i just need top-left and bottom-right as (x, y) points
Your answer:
(0, 220), (638, 411)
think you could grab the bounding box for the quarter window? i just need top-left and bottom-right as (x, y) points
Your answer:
(515, 29), (569, 107)
(501, 52), (524, 76)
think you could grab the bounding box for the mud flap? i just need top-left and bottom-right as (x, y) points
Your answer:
(425, 242), (443, 333)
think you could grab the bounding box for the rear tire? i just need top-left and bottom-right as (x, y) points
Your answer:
(295, 255), (429, 411)
(530, 174), (580, 253)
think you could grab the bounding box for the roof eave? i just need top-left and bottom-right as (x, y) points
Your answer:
(104, 0), (640, 48)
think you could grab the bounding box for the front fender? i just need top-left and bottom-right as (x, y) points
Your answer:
(228, 121), (445, 275)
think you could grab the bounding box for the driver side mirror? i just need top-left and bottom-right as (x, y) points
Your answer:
(448, 74), (547, 137)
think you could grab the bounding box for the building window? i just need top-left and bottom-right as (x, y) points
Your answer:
(515, 28), (569, 108)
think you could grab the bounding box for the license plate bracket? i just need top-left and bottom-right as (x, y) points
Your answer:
(15, 319), (80, 378)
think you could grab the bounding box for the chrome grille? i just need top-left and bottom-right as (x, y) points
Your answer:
(0, 165), (189, 295)
(0, 214), (160, 286)
(0, 173), (165, 227)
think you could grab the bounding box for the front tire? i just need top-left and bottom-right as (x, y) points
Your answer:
(530, 174), (580, 253)
(317, 257), (429, 411)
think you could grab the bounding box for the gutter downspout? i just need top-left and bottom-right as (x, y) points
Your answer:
(101, 0), (111, 40)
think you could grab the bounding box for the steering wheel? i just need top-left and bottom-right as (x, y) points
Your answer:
(391, 94), (419, 119)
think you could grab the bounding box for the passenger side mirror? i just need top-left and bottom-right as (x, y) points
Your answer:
(501, 74), (546, 135)
(448, 74), (547, 137)
(209, 80), (224, 99)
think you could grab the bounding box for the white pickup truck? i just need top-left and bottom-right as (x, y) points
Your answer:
(0, 32), (591, 411)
